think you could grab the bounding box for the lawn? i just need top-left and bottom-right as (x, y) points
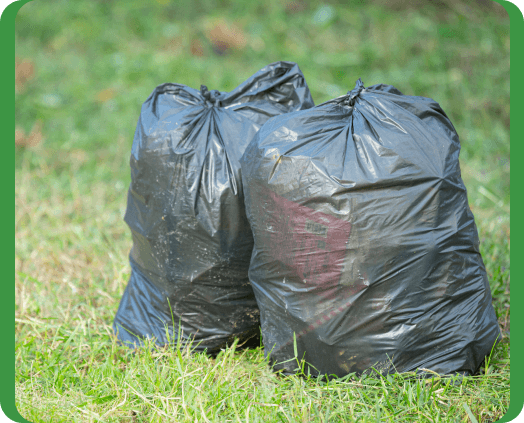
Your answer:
(14, 0), (510, 421)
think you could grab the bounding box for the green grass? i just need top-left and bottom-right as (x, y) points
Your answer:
(15, 0), (510, 421)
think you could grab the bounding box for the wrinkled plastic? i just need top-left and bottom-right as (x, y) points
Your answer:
(113, 62), (314, 353)
(240, 79), (501, 377)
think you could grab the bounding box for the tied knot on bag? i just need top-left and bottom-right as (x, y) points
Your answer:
(346, 78), (365, 107)
(200, 85), (221, 107)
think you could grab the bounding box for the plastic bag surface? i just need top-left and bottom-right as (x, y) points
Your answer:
(114, 62), (314, 353)
(240, 78), (501, 377)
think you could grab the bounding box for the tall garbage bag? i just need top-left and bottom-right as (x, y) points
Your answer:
(240, 78), (501, 377)
(114, 62), (314, 353)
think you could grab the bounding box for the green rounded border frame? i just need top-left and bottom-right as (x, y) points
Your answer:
(3, 0), (521, 422)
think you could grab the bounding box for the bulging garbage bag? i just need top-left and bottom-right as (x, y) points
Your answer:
(240, 78), (501, 377)
(113, 62), (314, 353)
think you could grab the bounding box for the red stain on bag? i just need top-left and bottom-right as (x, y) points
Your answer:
(255, 185), (351, 289)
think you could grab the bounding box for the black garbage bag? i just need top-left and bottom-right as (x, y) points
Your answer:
(113, 62), (314, 353)
(240, 78), (501, 377)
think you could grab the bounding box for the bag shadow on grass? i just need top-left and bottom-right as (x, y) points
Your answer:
(112, 309), (263, 360)
(265, 332), (497, 388)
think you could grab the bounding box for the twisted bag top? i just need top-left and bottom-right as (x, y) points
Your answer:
(240, 79), (500, 377)
(114, 62), (314, 352)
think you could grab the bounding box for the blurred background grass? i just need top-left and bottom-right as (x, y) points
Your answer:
(14, 0), (510, 211)
(15, 0), (510, 324)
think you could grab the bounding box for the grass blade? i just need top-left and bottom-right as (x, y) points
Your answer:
(462, 403), (479, 423)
